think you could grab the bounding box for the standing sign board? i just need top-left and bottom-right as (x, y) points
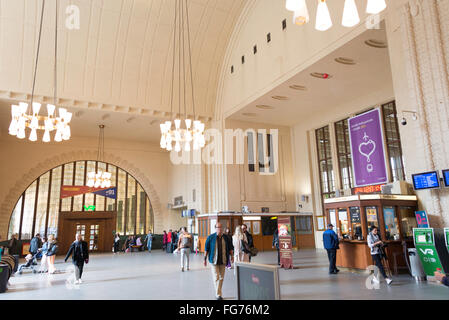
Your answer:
(348, 108), (388, 187)
(415, 211), (429, 228)
(413, 228), (444, 276)
(278, 217), (293, 269)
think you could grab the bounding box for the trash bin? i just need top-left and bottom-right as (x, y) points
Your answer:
(0, 263), (10, 293)
(408, 248), (426, 281)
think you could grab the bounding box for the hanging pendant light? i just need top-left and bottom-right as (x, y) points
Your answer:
(286, 0), (302, 12)
(366, 0), (387, 14)
(86, 125), (112, 188)
(160, 0), (205, 152)
(315, 0), (332, 31)
(342, 0), (360, 27)
(8, 0), (72, 142)
(292, 0), (310, 26)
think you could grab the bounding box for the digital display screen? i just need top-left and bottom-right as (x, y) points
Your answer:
(442, 170), (449, 188)
(412, 171), (440, 190)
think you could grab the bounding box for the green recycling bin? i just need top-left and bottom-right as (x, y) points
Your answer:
(413, 228), (449, 277)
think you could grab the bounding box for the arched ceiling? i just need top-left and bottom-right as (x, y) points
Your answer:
(0, 0), (247, 123)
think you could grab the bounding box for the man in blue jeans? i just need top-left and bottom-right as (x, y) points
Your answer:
(323, 224), (340, 274)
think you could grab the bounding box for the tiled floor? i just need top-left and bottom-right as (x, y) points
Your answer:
(2, 249), (448, 300)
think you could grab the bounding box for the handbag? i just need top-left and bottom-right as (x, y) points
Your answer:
(249, 247), (259, 257)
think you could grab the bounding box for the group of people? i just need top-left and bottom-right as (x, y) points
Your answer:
(203, 223), (255, 300)
(17, 233), (59, 274)
(162, 229), (180, 253)
(113, 232), (154, 254)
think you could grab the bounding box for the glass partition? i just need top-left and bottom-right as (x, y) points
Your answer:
(365, 206), (379, 234)
(338, 209), (349, 239)
(349, 207), (363, 240)
(399, 206), (417, 240)
(383, 206), (400, 241)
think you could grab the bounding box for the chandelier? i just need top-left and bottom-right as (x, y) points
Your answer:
(286, 0), (387, 31)
(87, 125), (112, 188)
(9, 0), (72, 142)
(160, 0), (205, 152)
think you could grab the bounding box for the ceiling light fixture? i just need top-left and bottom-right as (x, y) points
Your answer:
(9, 0), (72, 143)
(291, 0), (310, 26)
(87, 125), (112, 188)
(342, 0), (360, 27)
(315, 0), (333, 31)
(160, 0), (205, 152)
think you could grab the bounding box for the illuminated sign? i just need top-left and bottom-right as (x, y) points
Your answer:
(352, 184), (384, 195)
(84, 205), (96, 211)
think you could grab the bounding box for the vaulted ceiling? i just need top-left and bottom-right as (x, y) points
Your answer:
(0, 0), (247, 125)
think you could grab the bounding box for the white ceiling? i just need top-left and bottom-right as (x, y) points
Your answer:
(0, 0), (247, 121)
(228, 26), (394, 126)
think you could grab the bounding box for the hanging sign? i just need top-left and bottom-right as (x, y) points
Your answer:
(278, 217), (293, 269)
(348, 108), (388, 187)
(415, 211), (429, 228)
(60, 186), (117, 199)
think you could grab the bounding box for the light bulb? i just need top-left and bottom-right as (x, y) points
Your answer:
(366, 0), (386, 14)
(47, 104), (55, 117)
(64, 112), (73, 123)
(30, 116), (39, 129)
(9, 120), (18, 136)
(185, 130), (192, 142)
(19, 102), (28, 114)
(105, 180), (111, 188)
(174, 119), (181, 129)
(54, 130), (62, 142)
(59, 108), (67, 119)
(175, 141), (181, 152)
(165, 121), (172, 131)
(32, 102), (41, 115)
(293, 0), (309, 25)
(315, 0), (332, 31)
(174, 130), (181, 141)
(185, 119), (192, 129)
(17, 127), (26, 139)
(166, 142), (172, 151)
(103, 172), (112, 180)
(11, 105), (20, 117)
(43, 130), (51, 142)
(29, 128), (38, 141)
(94, 179), (101, 188)
(62, 125), (71, 140)
(160, 135), (166, 148)
(160, 123), (167, 134)
(342, 0), (360, 27)
(87, 179), (95, 187)
(184, 141), (191, 152)
(286, 0), (301, 11)
(166, 133), (172, 144)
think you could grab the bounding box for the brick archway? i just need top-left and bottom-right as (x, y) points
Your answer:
(0, 150), (163, 237)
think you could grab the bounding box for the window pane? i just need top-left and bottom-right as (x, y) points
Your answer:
(257, 133), (265, 171)
(399, 206), (417, 240)
(21, 180), (37, 239)
(127, 176), (136, 235)
(61, 163), (74, 212)
(136, 184), (145, 235)
(365, 206), (379, 234)
(48, 166), (62, 237)
(8, 196), (23, 239)
(84, 161), (96, 210)
(106, 164), (117, 211)
(116, 169), (127, 234)
(95, 162), (107, 211)
(73, 161), (85, 211)
(349, 207), (363, 240)
(383, 206), (400, 241)
(247, 132), (255, 172)
(35, 172), (50, 237)
(338, 209), (349, 239)
(146, 198), (153, 233)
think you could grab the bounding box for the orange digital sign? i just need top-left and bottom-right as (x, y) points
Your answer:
(352, 184), (384, 195)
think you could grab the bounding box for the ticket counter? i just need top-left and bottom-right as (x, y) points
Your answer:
(324, 194), (418, 272)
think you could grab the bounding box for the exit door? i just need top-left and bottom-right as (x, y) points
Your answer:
(75, 223), (101, 252)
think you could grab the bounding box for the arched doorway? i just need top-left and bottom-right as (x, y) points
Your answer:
(7, 160), (154, 253)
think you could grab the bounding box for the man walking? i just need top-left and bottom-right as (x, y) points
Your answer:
(204, 223), (234, 300)
(144, 230), (153, 253)
(323, 224), (340, 274)
(64, 233), (89, 284)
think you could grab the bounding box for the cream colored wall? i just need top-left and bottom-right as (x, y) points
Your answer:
(0, 135), (178, 237)
(224, 119), (296, 213)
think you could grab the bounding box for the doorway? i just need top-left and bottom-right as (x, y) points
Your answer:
(58, 211), (116, 254)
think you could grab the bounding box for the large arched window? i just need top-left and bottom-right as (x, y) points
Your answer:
(8, 161), (154, 240)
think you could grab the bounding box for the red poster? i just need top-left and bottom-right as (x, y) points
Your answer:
(60, 185), (107, 199)
(278, 217), (293, 269)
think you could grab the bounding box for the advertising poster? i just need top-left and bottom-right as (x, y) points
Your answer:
(278, 217), (293, 269)
(415, 211), (430, 228)
(348, 108), (388, 187)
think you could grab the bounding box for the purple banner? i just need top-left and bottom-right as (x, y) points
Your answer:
(92, 187), (117, 199)
(348, 108), (388, 187)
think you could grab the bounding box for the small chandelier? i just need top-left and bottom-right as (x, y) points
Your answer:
(87, 125), (112, 188)
(9, 0), (72, 142)
(286, 0), (387, 31)
(160, 0), (205, 152)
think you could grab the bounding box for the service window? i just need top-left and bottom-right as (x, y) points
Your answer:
(338, 209), (349, 239)
(399, 206), (418, 240)
(383, 206), (400, 241)
(365, 206), (379, 234)
(349, 207), (363, 240)
(296, 216), (313, 235)
(329, 209), (337, 230)
(261, 217), (277, 236)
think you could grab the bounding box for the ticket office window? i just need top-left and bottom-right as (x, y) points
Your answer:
(399, 206), (417, 241)
(329, 209), (337, 232)
(365, 206), (380, 235)
(349, 207), (363, 240)
(338, 209), (349, 240)
(383, 206), (400, 241)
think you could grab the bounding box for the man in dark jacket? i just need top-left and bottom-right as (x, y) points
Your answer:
(29, 233), (42, 255)
(272, 229), (280, 265)
(323, 224), (340, 274)
(242, 224), (254, 262)
(65, 233), (89, 284)
(8, 233), (21, 256)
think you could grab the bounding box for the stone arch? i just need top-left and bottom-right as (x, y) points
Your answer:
(0, 150), (163, 237)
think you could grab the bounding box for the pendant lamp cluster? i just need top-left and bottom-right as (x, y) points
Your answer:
(160, 0), (205, 152)
(87, 125), (112, 188)
(9, 0), (72, 142)
(286, 0), (387, 31)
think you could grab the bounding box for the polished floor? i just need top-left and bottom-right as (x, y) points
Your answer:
(2, 249), (448, 300)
